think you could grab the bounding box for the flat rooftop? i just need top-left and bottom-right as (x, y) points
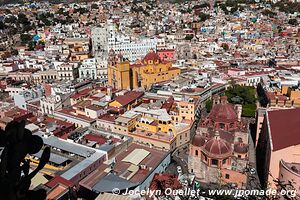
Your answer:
(34, 133), (98, 158)
(130, 130), (175, 144)
(81, 143), (169, 192)
(61, 151), (105, 181)
(32, 150), (70, 165)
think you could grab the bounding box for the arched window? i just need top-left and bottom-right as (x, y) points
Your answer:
(195, 150), (198, 156)
(212, 159), (218, 166)
(219, 123), (225, 129)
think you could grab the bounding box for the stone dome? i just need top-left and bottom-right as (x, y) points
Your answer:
(208, 97), (238, 123)
(234, 143), (248, 154)
(203, 137), (232, 157)
(143, 50), (160, 63)
(191, 134), (205, 147)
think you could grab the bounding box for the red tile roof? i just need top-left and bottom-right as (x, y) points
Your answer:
(46, 175), (73, 188)
(84, 134), (107, 145)
(142, 51), (160, 63)
(70, 88), (93, 99)
(267, 108), (300, 151)
(98, 113), (117, 122)
(56, 108), (94, 122)
(113, 91), (144, 106)
(208, 101), (238, 123)
(149, 173), (182, 193)
(161, 97), (174, 112)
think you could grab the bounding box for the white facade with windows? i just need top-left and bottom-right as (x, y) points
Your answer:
(79, 58), (97, 80)
(56, 63), (79, 81)
(92, 21), (158, 62)
(91, 25), (108, 60)
(40, 94), (70, 115)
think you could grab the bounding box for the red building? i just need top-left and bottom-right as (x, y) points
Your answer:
(157, 49), (175, 61)
(189, 95), (250, 188)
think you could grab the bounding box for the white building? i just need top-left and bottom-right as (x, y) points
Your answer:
(91, 24), (108, 60)
(56, 63), (79, 81)
(40, 93), (70, 115)
(79, 58), (97, 80)
(91, 21), (157, 62)
(13, 86), (44, 109)
(78, 58), (108, 82)
(95, 59), (108, 81)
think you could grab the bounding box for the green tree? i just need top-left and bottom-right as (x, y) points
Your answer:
(91, 3), (98, 9)
(0, 21), (5, 30)
(225, 84), (257, 117)
(221, 43), (229, 51)
(4, 15), (17, 24)
(17, 13), (30, 25)
(185, 35), (194, 40)
(28, 41), (36, 51)
(288, 18), (298, 26)
(20, 34), (32, 45)
(206, 99), (213, 112)
(57, 8), (64, 15)
(198, 12), (210, 22)
(261, 9), (276, 17)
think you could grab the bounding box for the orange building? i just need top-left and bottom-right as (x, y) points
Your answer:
(267, 85), (300, 108)
(107, 50), (180, 90)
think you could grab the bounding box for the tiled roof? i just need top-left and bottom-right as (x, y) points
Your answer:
(84, 134), (107, 145)
(70, 88), (93, 99)
(142, 51), (160, 63)
(46, 176), (73, 188)
(113, 91), (144, 106)
(208, 100), (238, 123)
(267, 108), (300, 151)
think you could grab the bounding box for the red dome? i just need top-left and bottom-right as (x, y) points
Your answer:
(203, 137), (232, 157)
(234, 143), (248, 154)
(143, 51), (160, 63)
(208, 103), (238, 123)
(191, 134), (205, 147)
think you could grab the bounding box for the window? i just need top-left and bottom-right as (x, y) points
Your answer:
(203, 153), (207, 161)
(212, 159), (218, 166)
(225, 174), (230, 179)
(219, 123), (225, 129)
(195, 150), (198, 156)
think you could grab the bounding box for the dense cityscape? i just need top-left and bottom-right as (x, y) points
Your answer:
(0, 0), (299, 199)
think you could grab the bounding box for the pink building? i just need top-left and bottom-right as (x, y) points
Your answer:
(256, 108), (300, 192)
(189, 95), (249, 188)
(227, 68), (246, 76)
(279, 160), (300, 197)
(157, 49), (175, 61)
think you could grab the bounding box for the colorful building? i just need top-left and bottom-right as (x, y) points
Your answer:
(189, 96), (249, 188)
(108, 50), (180, 90)
(157, 49), (175, 61)
(256, 108), (300, 192)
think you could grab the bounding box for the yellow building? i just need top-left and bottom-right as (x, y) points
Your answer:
(108, 50), (181, 90)
(282, 85), (300, 106)
(268, 85), (300, 108)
